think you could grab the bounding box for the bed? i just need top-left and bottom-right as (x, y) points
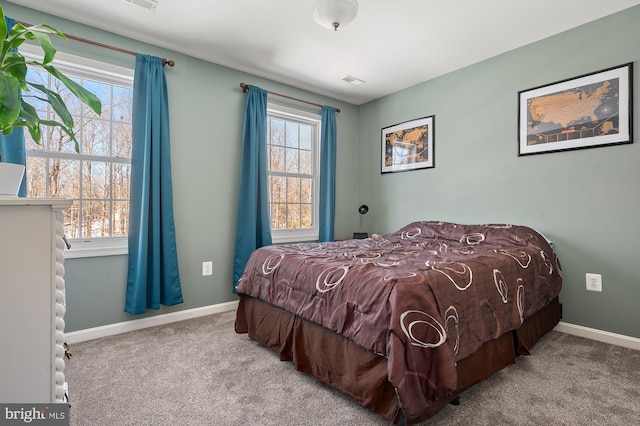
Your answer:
(234, 221), (562, 424)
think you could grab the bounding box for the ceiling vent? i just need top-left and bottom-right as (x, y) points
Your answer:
(342, 75), (366, 86)
(122, 0), (158, 11)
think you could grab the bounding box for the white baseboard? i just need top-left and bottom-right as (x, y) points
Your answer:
(65, 300), (239, 344)
(554, 321), (640, 351)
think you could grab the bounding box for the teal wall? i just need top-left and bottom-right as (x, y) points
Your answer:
(358, 7), (640, 339)
(4, 2), (639, 339)
(2, 2), (360, 332)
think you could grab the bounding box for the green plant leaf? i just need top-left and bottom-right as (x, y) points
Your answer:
(19, 99), (42, 143)
(16, 23), (66, 39)
(21, 27), (58, 65)
(12, 121), (42, 145)
(2, 36), (24, 57)
(40, 119), (79, 152)
(2, 26), (26, 59)
(5, 23), (65, 65)
(0, 9), (6, 44)
(19, 100), (39, 123)
(43, 64), (102, 115)
(0, 5), (99, 154)
(0, 72), (21, 131)
(26, 124), (41, 143)
(3, 52), (27, 85)
(25, 81), (75, 129)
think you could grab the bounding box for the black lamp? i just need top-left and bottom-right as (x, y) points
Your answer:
(353, 204), (369, 239)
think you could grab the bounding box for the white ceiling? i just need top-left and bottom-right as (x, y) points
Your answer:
(8, 0), (640, 105)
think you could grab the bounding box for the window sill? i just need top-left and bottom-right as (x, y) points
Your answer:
(64, 239), (128, 259)
(271, 233), (319, 245)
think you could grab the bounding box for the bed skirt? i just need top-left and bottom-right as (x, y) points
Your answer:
(235, 295), (561, 424)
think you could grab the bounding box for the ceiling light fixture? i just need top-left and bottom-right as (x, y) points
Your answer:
(312, 0), (359, 32)
(122, 0), (158, 11)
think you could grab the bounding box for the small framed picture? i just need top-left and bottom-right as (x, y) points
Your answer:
(381, 115), (435, 173)
(518, 63), (633, 156)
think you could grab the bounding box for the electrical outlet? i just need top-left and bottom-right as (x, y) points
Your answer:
(585, 273), (602, 292)
(202, 261), (213, 276)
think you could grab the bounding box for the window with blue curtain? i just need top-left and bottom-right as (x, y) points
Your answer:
(232, 86), (338, 292)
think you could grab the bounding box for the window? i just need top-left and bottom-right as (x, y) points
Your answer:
(21, 45), (134, 258)
(267, 105), (321, 243)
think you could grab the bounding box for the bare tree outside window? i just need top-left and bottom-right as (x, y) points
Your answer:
(24, 63), (132, 241)
(266, 106), (320, 242)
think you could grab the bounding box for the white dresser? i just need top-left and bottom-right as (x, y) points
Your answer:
(0, 199), (72, 403)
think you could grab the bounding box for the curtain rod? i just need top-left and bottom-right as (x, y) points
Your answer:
(15, 20), (175, 67)
(240, 83), (340, 113)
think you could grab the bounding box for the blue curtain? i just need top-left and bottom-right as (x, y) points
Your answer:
(125, 54), (183, 314)
(0, 16), (26, 197)
(232, 85), (272, 292)
(318, 106), (337, 242)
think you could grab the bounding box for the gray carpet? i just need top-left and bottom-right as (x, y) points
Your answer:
(65, 310), (640, 425)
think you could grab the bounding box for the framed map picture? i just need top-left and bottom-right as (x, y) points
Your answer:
(518, 63), (632, 156)
(381, 115), (435, 173)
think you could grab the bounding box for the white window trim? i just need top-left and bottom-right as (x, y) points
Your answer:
(267, 104), (321, 244)
(21, 43), (134, 258)
(271, 229), (318, 245)
(65, 237), (128, 259)
(20, 43), (134, 87)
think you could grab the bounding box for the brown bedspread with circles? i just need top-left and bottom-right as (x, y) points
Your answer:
(235, 221), (563, 419)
